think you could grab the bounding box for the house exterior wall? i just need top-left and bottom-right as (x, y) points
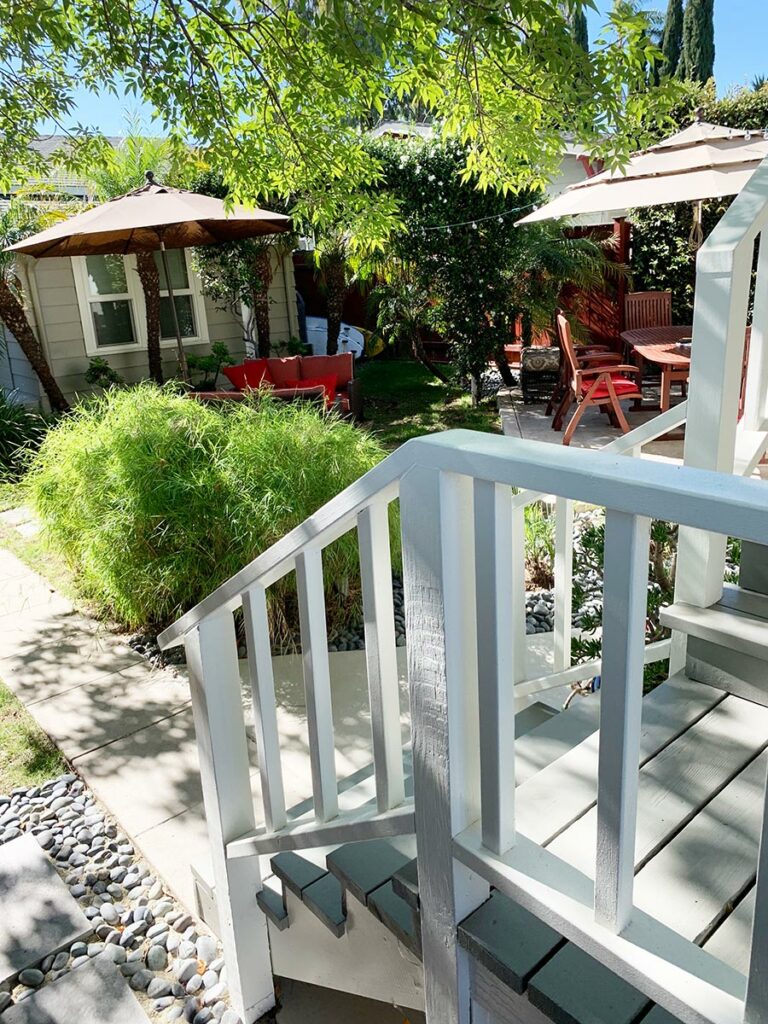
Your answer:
(0, 323), (41, 406)
(26, 248), (299, 406)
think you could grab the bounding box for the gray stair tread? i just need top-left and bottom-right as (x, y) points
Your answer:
(4, 956), (150, 1023)
(660, 600), (768, 662)
(0, 834), (91, 984)
(641, 1009), (682, 1024)
(368, 880), (421, 956)
(271, 851), (327, 897)
(257, 886), (289, 930)
(301, 872), (346, 937)
(458, 892), (563, 995)
(515, 699), (601, 786)
(391, 858), (419, 910)
(719, 582), (768, 619)
(527, 943), (651, 1024)
(515, 702), (559, 738)
(326, 840), (411, 907)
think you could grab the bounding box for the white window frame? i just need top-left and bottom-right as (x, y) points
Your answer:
(73, 250), (209, 357)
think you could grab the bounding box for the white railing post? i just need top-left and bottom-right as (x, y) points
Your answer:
(242, 584), (287, 832)
(358, 499), (405, 812)
(554, 496), (574, 674)
(742, 232), (768, 432)
(474, 480), (517, 855)
(401, 466), (489, 1024)
(185, 610), (274, 1023)
(744, 765), (768, 1023)
(295, 548), (339, 823)
(594, 510), (651, 933)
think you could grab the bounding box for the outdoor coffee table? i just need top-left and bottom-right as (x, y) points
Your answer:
(620, 325), (693, 412)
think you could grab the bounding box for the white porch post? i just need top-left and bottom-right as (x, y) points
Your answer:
(185, 610), (275, 1022)
(400, 466), (489, 1024)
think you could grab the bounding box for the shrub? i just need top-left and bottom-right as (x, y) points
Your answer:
(0, 391), (51, 481)
(28, 384), (396, 640)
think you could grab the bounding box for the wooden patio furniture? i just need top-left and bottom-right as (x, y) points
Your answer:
(553, 312), (643, 445)
(624, 290), (673, 331)
(545, 311), (619, 417)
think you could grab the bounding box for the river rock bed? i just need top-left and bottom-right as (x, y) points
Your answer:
(0, 773), (241, 1024)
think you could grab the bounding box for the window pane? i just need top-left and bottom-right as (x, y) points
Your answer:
(160, 295), (196, 338)
(86, 255), (129, 296)
(91, 300), (137, 347)
(154, 249), (190, 291)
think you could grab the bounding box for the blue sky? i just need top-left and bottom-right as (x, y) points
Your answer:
(40, 2), (767, 137)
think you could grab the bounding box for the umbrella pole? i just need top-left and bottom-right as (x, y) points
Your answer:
(160, 240), (189, 382)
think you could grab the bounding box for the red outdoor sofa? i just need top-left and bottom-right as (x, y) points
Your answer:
(190, 353), (362, 419)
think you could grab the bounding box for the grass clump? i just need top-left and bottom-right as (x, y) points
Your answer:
(0, 677), (67, 792)
(28, 384), (395, 640)
(0, 392), (51, 481)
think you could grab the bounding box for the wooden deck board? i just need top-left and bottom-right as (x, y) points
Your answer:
(475, 683), (768, 1024)
(515, 673), (725, 847)
(546, 695), (768, 876)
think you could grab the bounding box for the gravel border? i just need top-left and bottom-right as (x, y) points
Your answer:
(0, 773), (241, 1024)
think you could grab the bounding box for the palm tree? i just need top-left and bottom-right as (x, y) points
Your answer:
(88, 129), (192, 383)
(315, 231), (350, 356)
(0, 199), (71, 411)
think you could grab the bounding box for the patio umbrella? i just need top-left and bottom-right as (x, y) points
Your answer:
(517, 119), (768, 229)
(7, 172), (291, 378)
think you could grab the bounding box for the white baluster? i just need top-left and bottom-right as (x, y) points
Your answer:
(401, 466), (488, 1024)
(474, 479), (517, 854)
(554, 496), (574, 674)
(242, 584), (286, 832)
(295, 548), (339, 822)
(594, 510), (651, 933)
(744, 763), (768, 1023)
(358, 499), (405, 812)
(185, 610), (274, 1022)
(742, 232), (768, 432)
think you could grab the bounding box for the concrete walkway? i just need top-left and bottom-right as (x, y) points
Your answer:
(0, 539), (564, 920)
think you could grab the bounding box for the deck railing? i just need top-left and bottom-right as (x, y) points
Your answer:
(158, 401), (719, 1024)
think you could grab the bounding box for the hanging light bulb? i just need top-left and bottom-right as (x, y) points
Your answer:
(472, 221), (478, 229)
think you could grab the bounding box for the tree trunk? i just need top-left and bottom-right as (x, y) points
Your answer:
(135, 252), (163, 384)
(411, 331), (449, 383)
(0, 280), (69, 412)
(324, 258), (346, 356)
(251, 248), (273, 357)
(494, 346), (515, 386)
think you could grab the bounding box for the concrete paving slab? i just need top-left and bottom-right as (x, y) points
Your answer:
(0, 634), (143, 706)
(0, 834), (91, 985)
(3, 956), (150, 1024)
(29, 665), (191, 757)
(0, 506), (34, 527)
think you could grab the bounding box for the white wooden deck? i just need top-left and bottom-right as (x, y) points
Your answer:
(475, 673), (768, 1023)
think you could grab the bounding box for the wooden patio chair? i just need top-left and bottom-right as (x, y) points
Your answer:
(547, 310), (622, 420)
(624, 290), (673, 332)
(553, 312), (643, 445)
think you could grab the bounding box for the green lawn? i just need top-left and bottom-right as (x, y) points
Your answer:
(357, 359), (500, 448)
(0, 678), (67, 794)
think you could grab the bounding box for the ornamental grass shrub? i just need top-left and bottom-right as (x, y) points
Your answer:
(0, 391), (52, 481)
(28, 384), (396, 641)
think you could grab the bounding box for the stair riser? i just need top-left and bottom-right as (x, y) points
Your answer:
(687, 639), (768, 708)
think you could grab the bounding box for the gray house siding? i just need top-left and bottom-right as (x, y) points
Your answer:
(0, 323), (40, 406)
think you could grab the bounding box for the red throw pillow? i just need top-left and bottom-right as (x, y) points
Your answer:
(267, 357), (301, 386)
(222, 364), (249, 391)
(242, 359), (274, 389)
(295, 374), (337, 406)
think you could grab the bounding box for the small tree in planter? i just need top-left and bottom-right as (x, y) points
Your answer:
(186, 342), (236, 391)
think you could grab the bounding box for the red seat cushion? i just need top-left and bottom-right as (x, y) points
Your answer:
(300, 354), (354, 386)
(266, 357), (301, 386)
(581, 376), (638, 400)
(242, 359), (274, 389)
(286, 375), (337, 406)
(222, 363), (249, 391)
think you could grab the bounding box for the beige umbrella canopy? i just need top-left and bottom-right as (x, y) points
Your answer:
(8, 173), (291, 377)
(517, 120), (768, 226)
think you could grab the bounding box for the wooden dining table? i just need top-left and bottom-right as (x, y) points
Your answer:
(620, 325), (693, 412)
